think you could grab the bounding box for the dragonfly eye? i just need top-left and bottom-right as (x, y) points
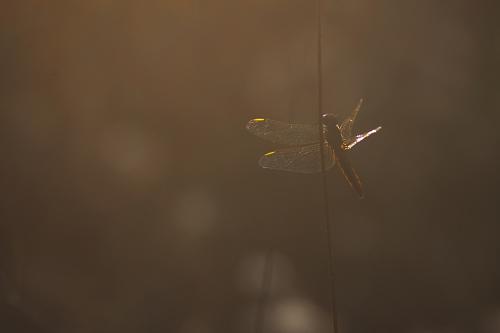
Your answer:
(321, 113), (339, 127)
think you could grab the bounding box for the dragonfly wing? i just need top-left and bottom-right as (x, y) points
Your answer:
(258, 142), (335, 174)
(343, 126), (382, 150)
(340, 99), (363, 140)
(246, 118), (323, 146)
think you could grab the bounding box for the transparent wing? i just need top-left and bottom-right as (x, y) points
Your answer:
(246, 118), (323, 146)
(258, 142), (335, 174)
(342, 126), (382, 150)
(340, 99), (363, 140)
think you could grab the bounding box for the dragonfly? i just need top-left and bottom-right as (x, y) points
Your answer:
(246, 99), (381, 198)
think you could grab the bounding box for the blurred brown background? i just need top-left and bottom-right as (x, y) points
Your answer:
(0, 0), (499, 332)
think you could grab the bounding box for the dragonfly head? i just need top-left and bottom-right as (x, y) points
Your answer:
(321, 113), (340, 127)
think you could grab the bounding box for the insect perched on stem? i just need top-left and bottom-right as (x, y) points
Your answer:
(246, 99), (381, 198)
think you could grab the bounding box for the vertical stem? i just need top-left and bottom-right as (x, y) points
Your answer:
(317, 0), (340, 332)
